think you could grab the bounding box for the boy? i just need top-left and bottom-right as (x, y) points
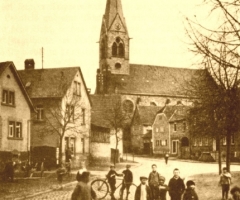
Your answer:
(71, 171), (97, 200)
(182, 180), (198, 200)
(230, 187), (240, 200)
(106, 164), (122, 200)
(120, 164), (133, 200)
(219, 167), (232, 200)
(159, 176), (169, 200)
(135, 176), (152, 200)
(168, 168), (185, 200)
(148, 164), (161, 200)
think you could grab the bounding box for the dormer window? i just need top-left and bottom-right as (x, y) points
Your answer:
(112, 37), (125, 57)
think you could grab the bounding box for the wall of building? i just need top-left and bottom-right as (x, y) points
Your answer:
(0, 66), (31, 159)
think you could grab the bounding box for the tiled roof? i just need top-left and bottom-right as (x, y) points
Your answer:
(159, 104), (190, 121)
(91, 94), (122, 128)
(109, 64), (202, 97)
(18, 67), (82, 99)
(0, 62), (34, 110)
(138, 106), (162, 125)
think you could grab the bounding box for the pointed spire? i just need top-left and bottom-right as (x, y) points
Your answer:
(104, 0), (125, 29)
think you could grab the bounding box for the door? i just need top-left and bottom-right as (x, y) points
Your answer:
(172, 140), (178, 154)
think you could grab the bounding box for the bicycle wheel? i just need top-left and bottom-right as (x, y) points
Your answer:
(119, 183), (137, 200)
(91, 179), (109, 199)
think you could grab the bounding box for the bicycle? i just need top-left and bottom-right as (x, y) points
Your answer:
(91, 177), (137, 200)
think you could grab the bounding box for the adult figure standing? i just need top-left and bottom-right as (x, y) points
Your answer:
(164, 153), (169, 165)
(168, 168), (185, 200)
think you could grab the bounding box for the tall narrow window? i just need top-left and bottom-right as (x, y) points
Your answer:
(9, 91), (15, 105)
(81, 138), (85, 153)
(183, 122), (186, 132)
(112, 42), (117, 56)
(77, 82), (81, 96)
(82, 108), (86, 125)
(2, 90), (8, 104)
(118, 43), (124, 57)
(174, 123), (177, 132)
(9, 121), (14, 137)
(16, 122), (22, 138)
(36, 106), (44, 120)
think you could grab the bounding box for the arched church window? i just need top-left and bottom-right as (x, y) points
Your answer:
(112, 37), (125, 57)
(122, 100), (134, 113)
(112, 42), (117, 57)
(118, 43), (124, 57)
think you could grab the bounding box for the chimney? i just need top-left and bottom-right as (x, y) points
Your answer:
(24, 59), (35, 70)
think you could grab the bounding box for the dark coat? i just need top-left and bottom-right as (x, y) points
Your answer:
(182, 188), (199, 200)
(122, 169), (133, 183)
(71, 181), (96, 200)
(134, 184), (152, 200)
(106, 169), (121, 184)
(168, 177), (185, 198)
(148, 171), (161, 187)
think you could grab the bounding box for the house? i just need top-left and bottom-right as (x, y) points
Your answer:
(152, 103), (190, 158)
(90, 94), (124, 165)
(18, 59), (91, 168)
(130, 106), (162, 154)
(0, 61), (34, 163)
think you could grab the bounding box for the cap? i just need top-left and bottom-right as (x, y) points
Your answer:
(186, 180), (195, 187)
(140, 176), (148, 180)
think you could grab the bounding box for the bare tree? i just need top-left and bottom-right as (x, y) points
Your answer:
(185, 0), (240, 172)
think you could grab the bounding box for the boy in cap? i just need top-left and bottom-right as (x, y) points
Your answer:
(148, 164), (161, 200)
(135, 176), (152, 200)
(159, 176), (169, 200)
(120, 164), (133, 200)
(182, 180), (198, 200)
(106, 164), (122, 200)
(219, 167), (232, 200)
(230, 186), (240, 200)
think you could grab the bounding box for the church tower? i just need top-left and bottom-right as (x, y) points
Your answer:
(96, 0), (130, 94)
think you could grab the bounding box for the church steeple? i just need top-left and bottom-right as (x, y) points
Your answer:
(98, 0), (130, 84)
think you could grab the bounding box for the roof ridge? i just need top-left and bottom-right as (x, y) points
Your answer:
(130, 63), (200, 70)
(18, 66), (80, 71)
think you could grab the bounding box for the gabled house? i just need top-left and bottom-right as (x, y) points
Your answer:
(130, 106), (162, 154)
(90, 94), (124, 165)
(152, 103), (190, 158)
(0, 61), (34, 163)
(18, 59), (91, 168)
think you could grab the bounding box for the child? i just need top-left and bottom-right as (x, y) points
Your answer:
(148, 164), (161, 200)
(168, 168), (185, 200)
(159, 176), (169, 200)
(219, 167), (232, 200)
(182, 180), (199, 200)
(230, 186), (240, 200)
(134, 176), (152, 200)
(106, 164), (122, 200)
(71, 171), (97, 200)
(56, 163), (66, 189)
(120, 164), (133, 200)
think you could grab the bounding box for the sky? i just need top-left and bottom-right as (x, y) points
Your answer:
(0, 0), (208, 92)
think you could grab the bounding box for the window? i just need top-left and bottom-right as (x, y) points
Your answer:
(81, 138), (85, 153)
(231, 135), (235, 145)
(8, 121), (22, 139)
(112, 37), (125, 57)
(155, 128), (159, 133)
(2, 90), (15, 106)
(183, 122), (186, 132)
(174, 123), (177, 132)
(36, 106), (44, 120)
(199, 138), (202, 146)
(204, 137), (209, 146)
(193, 138), (197, 146)
(82, 108), (86, 125)
(66, 104), (74, 122)
(65, 137), (75, 155)
(73, 81), (81, 96)
(222, 137), (227, 145)
(156, 140), (160, 146)
(161, 140), (167, 146)
(160, 126), (164, 132)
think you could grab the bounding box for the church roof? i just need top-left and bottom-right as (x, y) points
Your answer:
(137, 106), (162, 126)
(109, 64), (202, 97)
(104, 0), (126, 30)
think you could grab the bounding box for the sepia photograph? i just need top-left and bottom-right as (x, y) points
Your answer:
(0, 0), (240, 199)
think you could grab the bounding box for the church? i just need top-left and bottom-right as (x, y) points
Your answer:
(91, 0), (202, 159)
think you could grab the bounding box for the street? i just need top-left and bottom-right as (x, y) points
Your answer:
(28, 156), (240, 200)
